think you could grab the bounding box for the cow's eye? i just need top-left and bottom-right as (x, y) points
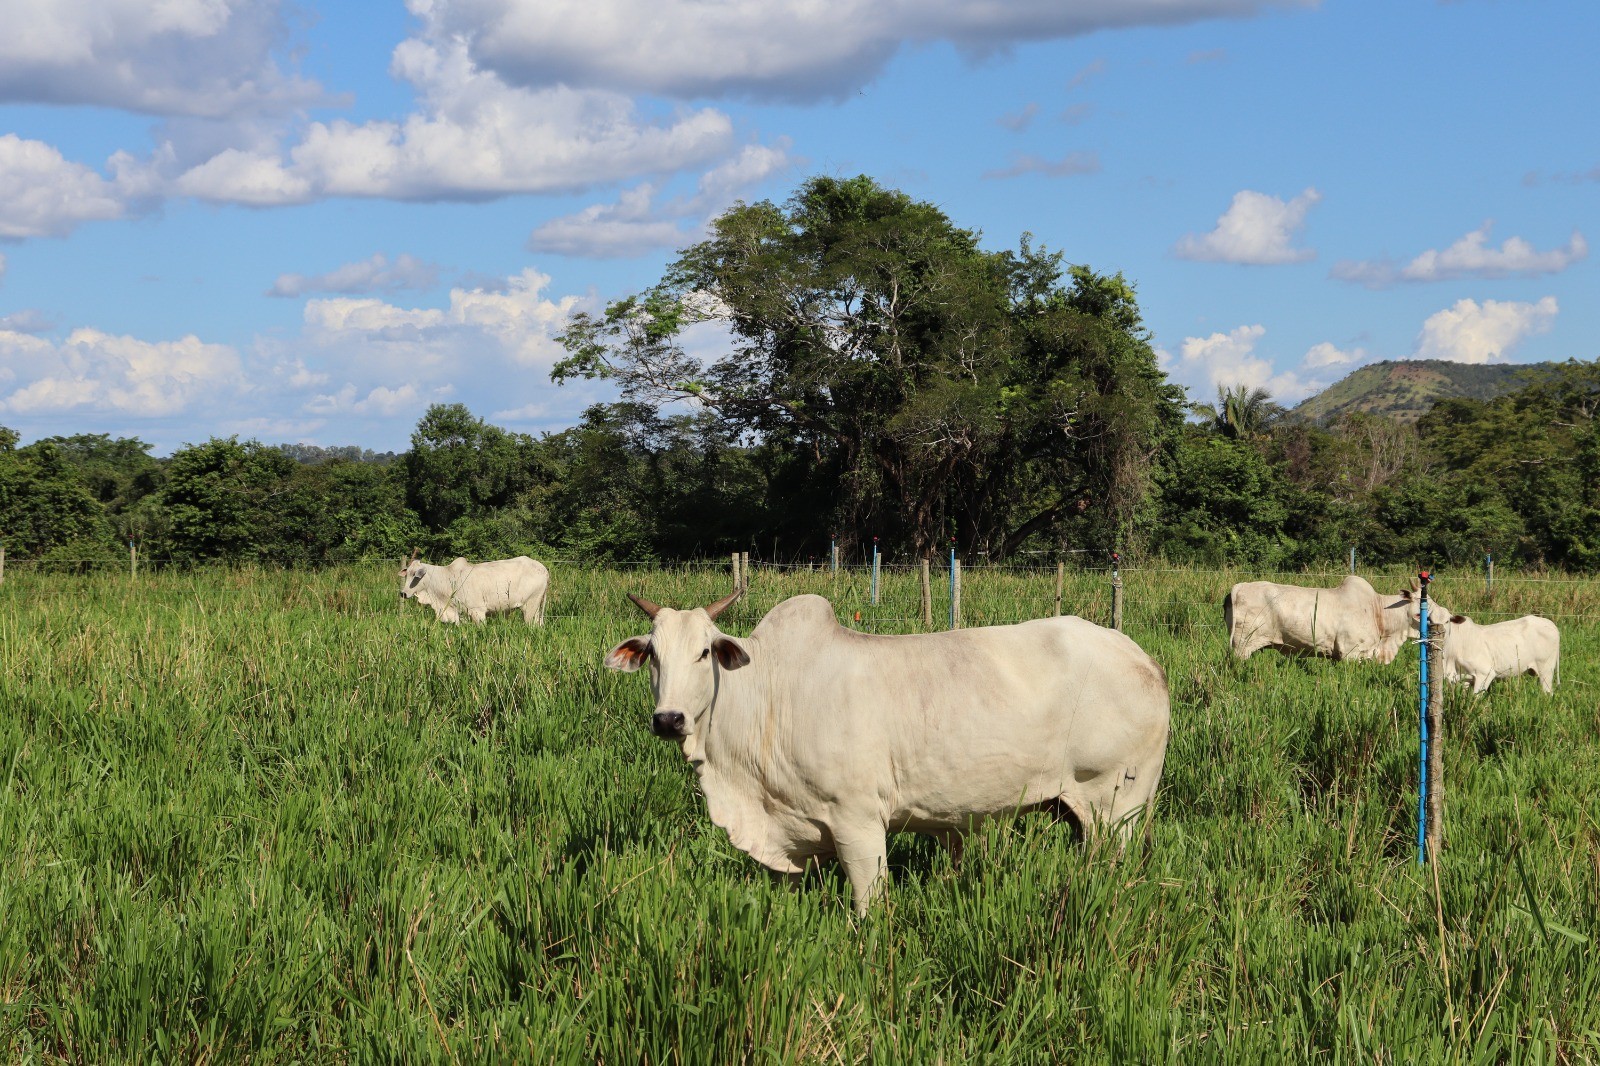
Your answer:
(698, 648), (711, 661)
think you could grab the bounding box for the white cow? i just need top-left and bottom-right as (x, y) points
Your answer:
(605, 591), (1171, 916)
(1431, 613), (1560, 695)
(399, 553), (550, 624)
(1225, 575), (1411, 662)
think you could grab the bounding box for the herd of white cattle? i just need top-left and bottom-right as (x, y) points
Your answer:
(397, 554), (1561, 914)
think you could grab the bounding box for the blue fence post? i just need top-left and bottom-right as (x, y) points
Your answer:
(870, 537), (880, 606)
(1417, 569), (1432, 865)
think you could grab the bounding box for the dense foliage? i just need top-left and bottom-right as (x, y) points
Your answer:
(2, 177), (1597, 571)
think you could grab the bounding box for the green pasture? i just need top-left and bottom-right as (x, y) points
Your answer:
(0, 562), (1596, 1063)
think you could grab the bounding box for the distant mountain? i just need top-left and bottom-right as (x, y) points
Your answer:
(1290, 359), (1566, 424)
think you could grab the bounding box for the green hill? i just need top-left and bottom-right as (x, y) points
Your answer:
(1290, 359), (1565, 424)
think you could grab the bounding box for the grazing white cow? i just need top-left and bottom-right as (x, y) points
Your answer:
(398, 552), (550, 625)
(1224, 575), (1411, 662)
(1431, 613), (1559, 695)
(605, 591), (1171, 916)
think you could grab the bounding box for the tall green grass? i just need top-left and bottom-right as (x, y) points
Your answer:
(0, 562), (1595, 1062)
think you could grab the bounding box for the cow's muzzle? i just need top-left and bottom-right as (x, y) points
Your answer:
(651, 710), (687, 738)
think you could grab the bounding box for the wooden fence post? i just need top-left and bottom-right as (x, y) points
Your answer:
(1054, 561), (1064, 617)
(1111, 552), (1124, 632)
(920, 558), (932, 629)
(741, 552), (750, 592)
(731, 552), (741, 593)
(1486, 553), (1493, 598)
(130, 541), (138, 579)
(0, 545), (6, 586)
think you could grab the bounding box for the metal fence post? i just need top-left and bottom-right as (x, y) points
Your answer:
(1417, 569), (1432, 865)
(870, 538), (880, 606)
(1486, 553), (1493, 598)
(830, 537), (838, 575)
(1111, 551), (1124, 632)
(949, 542), (960, 630)
(1349, 546), (1356, 574)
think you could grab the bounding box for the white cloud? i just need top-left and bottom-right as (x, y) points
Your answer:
(0, 0), (323, 117)
(1331, 223), (1588, 288)
(296, 268), (588, 379)
(305, 383), (432, 417)
(0, 327), (245, 416)
(1304, 341), (1367, 369)
(1067, 58), (1109, 90)
(489, 402), (551, 422)
(427, 0), (1313, 101)
(1174, 324), (1324, 401)
(982, 152), (1101, 180)
(269, 254), (441, 298)
(0, 135), (128, 238)
(998, 103), (1040, 131)
(1412, 297), (1558, 365)
(527, 185), (693, 259)
(1173, 187), (1321, 265)
(171, 38), (734, 206)
(254, 266), (606, 433)
(527, 142), (794, 259)
(0, 310), (54, 334)
(219, 416), (330, 442)
(1058, 103), (1094, 125)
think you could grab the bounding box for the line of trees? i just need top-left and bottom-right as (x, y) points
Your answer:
(2, 176), (1597, 572)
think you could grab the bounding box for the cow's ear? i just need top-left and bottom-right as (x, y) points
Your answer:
(713, 636), (750, 671)
(1397, 588), (1412, 601)
(605, 637), (651, 672)
(1450, 614), (1467, 624)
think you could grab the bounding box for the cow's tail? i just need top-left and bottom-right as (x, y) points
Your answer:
(1222, 590), (1235, 649)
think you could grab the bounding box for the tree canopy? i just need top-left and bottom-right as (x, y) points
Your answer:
(556, 175), (1184, 559)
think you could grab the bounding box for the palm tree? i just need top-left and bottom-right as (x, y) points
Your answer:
(1192, 383), (1285, 439)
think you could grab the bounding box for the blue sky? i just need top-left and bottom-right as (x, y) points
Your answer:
(0, 0), (1594, 454)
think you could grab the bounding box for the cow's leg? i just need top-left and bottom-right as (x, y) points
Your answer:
(1473, 674), (1492, 696)
(832, 823), (889, 917)
(440, 606), (461, 624)
(468, 607), (488, 624)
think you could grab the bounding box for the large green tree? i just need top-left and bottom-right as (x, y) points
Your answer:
(0, 432), (108, 558)
(555, 175), (1182, 558)
(403, 404), (544, 537)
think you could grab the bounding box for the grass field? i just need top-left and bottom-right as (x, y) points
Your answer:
(0, 561), (1596, 1063)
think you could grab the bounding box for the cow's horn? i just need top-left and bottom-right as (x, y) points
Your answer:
(702, 588), (743, 621)
(407, 546), (420, 566)
(627, 593), (663, 619)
